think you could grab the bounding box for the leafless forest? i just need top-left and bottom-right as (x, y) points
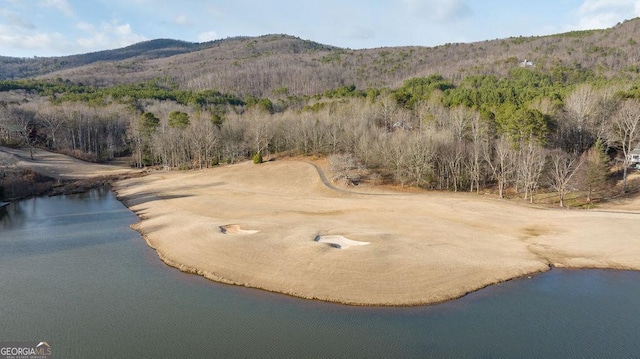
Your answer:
(2, 19), (640, 205)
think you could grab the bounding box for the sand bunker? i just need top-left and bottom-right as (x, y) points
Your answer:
(114, 160), (640, 306)
(315, 235), (370, 249)
(220, 224), (259, 235)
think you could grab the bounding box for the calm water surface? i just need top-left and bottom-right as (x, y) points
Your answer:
(1, 188), (639, 358)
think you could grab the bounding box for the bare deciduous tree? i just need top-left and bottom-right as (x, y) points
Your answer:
(187, 116), (220, 169)
(33, 103), (64, 149)
(576, 141), (609, 204)
(245, 108), (274, 156)
(2, 106), (38, 159)
(485, 136), (516, 198)
(376, 94), (399, 131)
(547, 149), (582, 207)
(516, 140), (547, 203)
(561, 84), (598, 154)
(467, 110), (488, 193)
(438, 132), (466, 191)
(328, 153), (360, 185)
(607, 99), (640, 194)
(403, 133), (436, 187)
(220, 116), (249, 163)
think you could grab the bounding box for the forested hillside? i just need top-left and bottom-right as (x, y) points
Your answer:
(0, 39), (223, 80)
(1, 19), (640, 205)
(0, 18), (637, 97)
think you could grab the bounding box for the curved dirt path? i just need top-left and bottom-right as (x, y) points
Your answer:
(306, 161), (395, 196)
(0, 146), (134, 179)
(114, 160), (640, 306)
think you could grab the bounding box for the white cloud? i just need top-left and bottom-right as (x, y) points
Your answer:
(197, 31), (219, 42)
(574, 0), (640, 29)
(76, 21), (147, 51)
(0, 24), (70, 55)
(0, 4), (73, 56)
(401, 0), (472, 22)
(174, 15), (193, 26)
(40, 0), (75, 17)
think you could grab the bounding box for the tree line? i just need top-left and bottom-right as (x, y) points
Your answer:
(2, 68), (640, 205)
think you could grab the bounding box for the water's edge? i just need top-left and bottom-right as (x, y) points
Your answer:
(112, 185), (639, 307)
(4, 187), (640, 358)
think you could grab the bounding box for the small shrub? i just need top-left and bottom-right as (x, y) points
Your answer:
(329, 153), (362, 185)
(253, 152), (263, 164)
(369, 172), (383, 186)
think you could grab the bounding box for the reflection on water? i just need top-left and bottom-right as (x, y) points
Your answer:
(1, 188), (639, 358)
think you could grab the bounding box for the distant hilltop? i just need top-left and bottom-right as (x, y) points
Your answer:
(1, 19), (640, 96)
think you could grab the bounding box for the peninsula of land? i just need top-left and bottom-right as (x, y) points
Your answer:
(114, 158), (640, 306)
(5, 147), (640, 306)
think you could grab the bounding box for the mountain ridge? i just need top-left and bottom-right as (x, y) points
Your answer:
(2, 18), (640, 97)
(0, 34), (336, 80)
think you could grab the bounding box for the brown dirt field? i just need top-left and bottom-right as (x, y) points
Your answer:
(113, 159), (640, 306)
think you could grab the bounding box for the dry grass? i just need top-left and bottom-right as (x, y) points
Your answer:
(5, 147), (640, 306)
(115, 159), (640, 306)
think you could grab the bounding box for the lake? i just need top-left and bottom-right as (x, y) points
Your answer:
(1, 188), (639, 358)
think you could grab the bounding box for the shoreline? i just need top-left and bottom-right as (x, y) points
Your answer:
(1, 146), (143, 201)
(143, 227), (559, 307)
(124, 203), (555, 307)
(113, 160), (640, 306)
(122, 197), (639, 306)
(5, 147), (640, 307)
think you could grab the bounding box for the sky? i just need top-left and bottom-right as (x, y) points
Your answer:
(1, 0), (639, 58)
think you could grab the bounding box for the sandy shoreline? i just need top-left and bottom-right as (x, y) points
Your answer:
(113, 159), (640, 306)
(5, 147), (640, 306)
